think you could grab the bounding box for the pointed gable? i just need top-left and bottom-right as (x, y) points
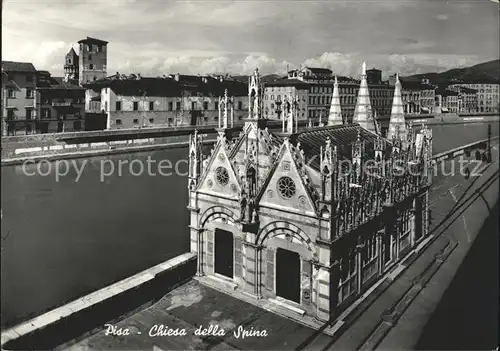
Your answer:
(328, 76), (343, 126)
(259, 139), (317, 216)
(197, 137), (241, 199)
(353, 62), (377, 133)
(387, 73), (407, 144)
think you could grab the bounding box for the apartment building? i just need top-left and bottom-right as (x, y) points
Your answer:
(435, 89), (459, 113)
(36, 71), (85, 133)
(449, 82), (499, 113)
(85, 73), (248, 129)
(1, 61), (37, 136)
(263, 79), (309, 120)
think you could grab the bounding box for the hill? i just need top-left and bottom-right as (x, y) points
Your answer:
(405, 59), (500, 85)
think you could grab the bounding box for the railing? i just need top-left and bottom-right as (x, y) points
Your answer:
(432, 136), (499, 162)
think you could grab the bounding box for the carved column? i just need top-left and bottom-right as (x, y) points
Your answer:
(410, 199), (417, 248)
(377, 229), (385, 275)
(197, 228), (205, 276)
(355, 243), (364, 295)
(314, 264), (331, 323)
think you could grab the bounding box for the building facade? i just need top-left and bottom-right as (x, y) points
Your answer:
(263, 80), (309, 121)
(2, 61), (37, 136)
(449, 83), (498, 113)
(188, 68), (433, 325)
(36, 71), (85, 133)
(78, 37), (108, 85)
(447, 86), (478, 113)
(435, 89), (459, 113)
(85, 73), (249, 129)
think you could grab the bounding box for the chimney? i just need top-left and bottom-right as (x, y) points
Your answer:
(175, 73), (180, 82)
(220, 76), (223, 82)
(137, 73), (141, 80)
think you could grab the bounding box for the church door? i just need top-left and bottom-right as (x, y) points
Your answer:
(214, 228), (234, 279)
(276, 248), (300, 303)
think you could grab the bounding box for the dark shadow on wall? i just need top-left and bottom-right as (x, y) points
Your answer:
(415, 199), (499, 350)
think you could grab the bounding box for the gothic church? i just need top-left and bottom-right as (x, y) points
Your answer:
(187, 64), (433, 325)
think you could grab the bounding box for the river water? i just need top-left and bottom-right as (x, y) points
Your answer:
(0, 122), (498, 328)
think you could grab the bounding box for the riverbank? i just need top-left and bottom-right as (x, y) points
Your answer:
(1, 138), (217, 167)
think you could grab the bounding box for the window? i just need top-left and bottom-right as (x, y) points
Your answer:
(26, 108), (33, 120)
(7, 109), (14, 119)
(93, 76), (97, 81)
(133, 101), (139, 111)
(149, 118), (154, 123)
(203, 101), (208, 110)
(116, 119), (122, 125)
(271, 95), (274, 100)
(42, 108), (51, 118)
(176, 101), (181, 110)
(26, 89), (33, 98)
(89, 54), (92, 61)
(149, 101), (154, 111)
(26, 74), (33, 82)
(238, 101), (243, 110)
(116, 101), (122, 111)
(168, 102), (173, 111)
(7, 89), (15, 98)
(73, 121), (82, 131)
(191, 101), (197, 110)
(133, 119), (139, 124)
(96, 45), (101, 52)
(215, 101), (219, 110)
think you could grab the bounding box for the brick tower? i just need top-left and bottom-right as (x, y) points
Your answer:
(78, 37), (108, 85)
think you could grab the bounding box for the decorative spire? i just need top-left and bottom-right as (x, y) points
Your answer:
(353, 62), (377, 133)
(328, 75), (343, 126)
(387, 73), (407, 146)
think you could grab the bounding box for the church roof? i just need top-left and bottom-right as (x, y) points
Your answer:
(271, 124), (389, 171)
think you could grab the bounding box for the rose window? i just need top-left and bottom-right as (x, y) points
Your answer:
(277, 176), (296, 199)
(215, 167), (229, 186)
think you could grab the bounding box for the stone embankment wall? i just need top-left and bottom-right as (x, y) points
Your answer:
(1, 134), (217, 165)
(1, 253), (196, 350)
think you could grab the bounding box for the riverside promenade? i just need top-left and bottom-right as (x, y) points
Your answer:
(3, 139), (497, 350)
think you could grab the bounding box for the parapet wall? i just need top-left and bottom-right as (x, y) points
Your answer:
(1, 253), (197, 350)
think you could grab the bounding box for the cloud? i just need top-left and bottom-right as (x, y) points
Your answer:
(2, 0), (498, 80)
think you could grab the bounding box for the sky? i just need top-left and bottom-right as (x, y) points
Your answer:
(2, 0), (499, 79)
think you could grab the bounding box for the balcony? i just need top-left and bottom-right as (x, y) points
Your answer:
(52, 101), (72, 107)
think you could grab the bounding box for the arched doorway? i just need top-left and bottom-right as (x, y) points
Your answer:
(214, 228), (234, 279)
(276, 248), (300, 303)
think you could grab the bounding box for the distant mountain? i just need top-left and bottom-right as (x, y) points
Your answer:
(405, 59), (500, 85)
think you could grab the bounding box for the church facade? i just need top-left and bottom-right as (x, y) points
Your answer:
(187, 65), (433, 323)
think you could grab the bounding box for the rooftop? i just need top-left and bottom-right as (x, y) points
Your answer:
(77, 37), (108, 45)
(286, 124), (391, 170)
(1, 61), (37, 72)
(83, 75), (247, 97)
(36, 76), (83, 90)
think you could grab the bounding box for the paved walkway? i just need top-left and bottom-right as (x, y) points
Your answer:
(376, 144), (499, 350)
(59, 281), (331, 351)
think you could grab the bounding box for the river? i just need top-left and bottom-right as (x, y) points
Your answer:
(0, 122), (498, 329)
